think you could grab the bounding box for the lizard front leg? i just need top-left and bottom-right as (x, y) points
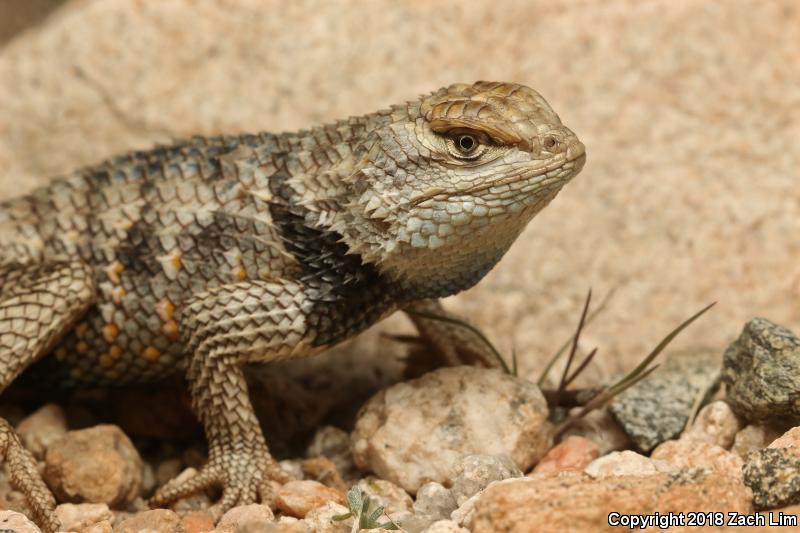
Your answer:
(149, 280), (314, 516)
(405, 299), (503, 369)
(0, 260), (96, 533)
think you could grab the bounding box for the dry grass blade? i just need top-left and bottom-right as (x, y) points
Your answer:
(564, 347), (598, 389)
(552, 301), (716, 440)
(612, 301), (716, 394)
(554, 289), (592, 407)
(537, 286), (617, 386)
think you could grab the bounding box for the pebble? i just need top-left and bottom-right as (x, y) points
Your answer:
(217, 504), (275, 530)
(560, 409), (631, 455)
(420, 520), (470, 533)
(681, 400), (743, 449)
(275, 480), (344, 518)
(767, 426), (800, 452)
(302, 501), (352, 533)
(113, 509), (181, 533)
(651, 439), (743, 481)
(469, 470), (751, 532)
(732, 423), (786, 459)
(532, 435), (600, 476)
(302, 456), (348, 492)
(723, 318), (800, 422)
(351, 367), (549, 492)
(43, 424), (142, 507)
(0, 511), (41, 533)
(180, 510), (216, 533)
(357, 476), (413, 515)
(584, 450), (670, 478)
(306, 425), (359, 481)
(413, 482), (457, 522)
(449, 454), (522, 506)
(609, 348), (720, 452)
(16, 403), (67, 460)
(743, 448), (800, 510)
(54, 503), (112, 531)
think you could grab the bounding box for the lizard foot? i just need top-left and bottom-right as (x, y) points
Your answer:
(0, 419), (60, 533)
(149, 442), (292, 518)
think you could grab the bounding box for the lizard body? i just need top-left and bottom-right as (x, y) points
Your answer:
(0, 81), (585, 529)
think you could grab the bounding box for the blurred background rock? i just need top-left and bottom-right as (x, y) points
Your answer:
(0, 0), (798, 387)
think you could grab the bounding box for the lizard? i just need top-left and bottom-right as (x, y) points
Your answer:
(0, 81), (585, 530)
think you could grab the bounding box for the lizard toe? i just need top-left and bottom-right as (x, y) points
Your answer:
(150, 445), (291, 515)
(149, 465), (219, 508)
(0, 419), (60, 533)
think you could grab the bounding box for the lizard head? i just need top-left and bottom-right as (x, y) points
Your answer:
(340, 81), (586, 298)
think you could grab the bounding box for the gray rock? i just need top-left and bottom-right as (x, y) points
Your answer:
(450, 454), (522, 506)
(402, 482), (459, 532)
(414, 482), (458, 521)
(306, 425), (360, 481)
(609, 348), (720, 452)
(743, 448), (800, 510)
(723, 318), (800, 422)
(356, 476), (413, 516)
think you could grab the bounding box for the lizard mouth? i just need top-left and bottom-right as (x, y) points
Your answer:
(409, 149), (586, 207)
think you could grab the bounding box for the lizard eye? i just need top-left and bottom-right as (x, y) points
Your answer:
(456, 134), (477, 153)
(446, 131), (486, 160)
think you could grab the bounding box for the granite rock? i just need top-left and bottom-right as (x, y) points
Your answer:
(743, 448), (800, 510)
(469, 470), (752, 532)
(723, 318), (800, 422)
(609, 348), (720, 452)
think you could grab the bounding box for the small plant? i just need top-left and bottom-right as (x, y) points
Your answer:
(332, 485), (400, 532)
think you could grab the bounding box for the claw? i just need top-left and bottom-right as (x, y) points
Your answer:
(149, 445), (289, 516)
(149, 466), (218, 508)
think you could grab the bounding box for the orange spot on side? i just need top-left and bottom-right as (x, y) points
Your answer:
(162, 320), (180, 341)
(106, 261), (124, 285)
(155, 298), (175, 322)
(142, 346), (161, 361)
(99, 354), (114, 368)
(112, 286), (127, 305)
(76, 341), (89, 354)
(233, 267), (247, 281)
(170, 253), (183, 271)
(102, 323), (119, 343)
(75, 323), (90, 339)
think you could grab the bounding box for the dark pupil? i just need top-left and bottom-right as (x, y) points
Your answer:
(458, 135), (476, 152)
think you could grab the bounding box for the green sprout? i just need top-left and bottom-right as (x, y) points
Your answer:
(332, 486), (400, 532)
